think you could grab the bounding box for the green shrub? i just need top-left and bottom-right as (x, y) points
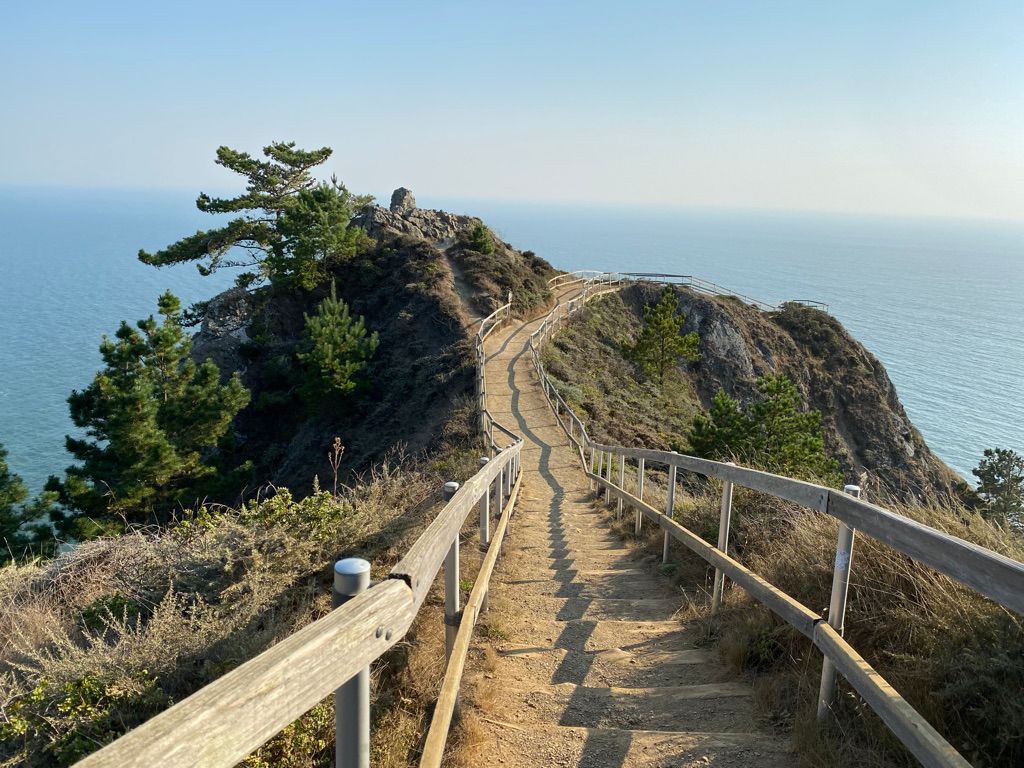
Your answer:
(467, 223), (494, 254)
(1, 673), (171, 766)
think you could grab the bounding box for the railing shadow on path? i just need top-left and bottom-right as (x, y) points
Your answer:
(498, 315), (631, 768)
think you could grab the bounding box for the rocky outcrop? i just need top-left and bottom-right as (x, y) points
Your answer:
(191, 287), (253, 374)
(186, 190), (554, 493)
(356, 187), (481, 245)
(389, 187), (416, 214)
(621, 283), (963, 504)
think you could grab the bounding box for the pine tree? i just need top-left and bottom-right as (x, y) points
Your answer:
(0, 444), (29, 557)
(632, 286), (701, 387)
(687, 375), (840, 484)
(299, 281), (379, 398)
(50, 292), (250, 536)
(139, 142), (373, 290)
(689, 390), (750, 459)
(972, 448), (1024, 524)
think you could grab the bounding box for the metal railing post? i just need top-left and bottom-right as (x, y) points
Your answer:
(333, 558), (371, 768)
(817, 484), (861, 720)
(635, 457), (645, 535)
(497, 453), (505, 509)
(443, 481), (461, 662)
(604, 450), (613, 503)
(589, 446), (597, 492)
(617, 454), (625, 518)
(663, 459), (677, 564)
(711, 465), (736, 613)
(479, 458), (490, 553)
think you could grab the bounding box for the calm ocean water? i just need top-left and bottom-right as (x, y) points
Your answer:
(1, 188), (1021, 492)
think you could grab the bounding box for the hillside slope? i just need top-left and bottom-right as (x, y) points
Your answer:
(192, 189), (555, 492)
(544, 283), (962, 504)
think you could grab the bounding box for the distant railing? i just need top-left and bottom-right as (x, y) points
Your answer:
(616, 272), (830, 312)
(75, 300), (527, 768)
(529, 273), (1024, 768)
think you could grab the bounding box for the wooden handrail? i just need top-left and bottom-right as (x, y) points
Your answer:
(75, 579), (417, 768)
(419, 471), (523, 768)
(584, 442), (1024, 616)
(390, 447), (520, 608)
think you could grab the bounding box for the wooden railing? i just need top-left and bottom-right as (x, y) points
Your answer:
(529, 273), (1024, 768)
(75, 300), (526, 768)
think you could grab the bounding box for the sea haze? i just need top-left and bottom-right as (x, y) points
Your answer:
(1, 188), (1021, 493)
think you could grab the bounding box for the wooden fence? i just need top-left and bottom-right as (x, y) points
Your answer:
(74, 298), (525, 768)
(528, 273), (1024, 768)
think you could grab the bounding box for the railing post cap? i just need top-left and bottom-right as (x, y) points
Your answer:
(335, 557), (370, 576)
(334, 558), (371, 597)
(479, 456), (489, 465)
(843, 484), (861, 497)
(443, 481), (460, 500)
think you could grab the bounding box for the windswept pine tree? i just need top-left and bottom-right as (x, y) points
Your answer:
(49, 292), (250, 537)
(139, 142), (373, 290)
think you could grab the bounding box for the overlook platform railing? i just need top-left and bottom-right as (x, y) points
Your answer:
(528, 272), (1024, 768)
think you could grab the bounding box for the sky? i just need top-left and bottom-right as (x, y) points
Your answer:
(1, 1), (1022, 220)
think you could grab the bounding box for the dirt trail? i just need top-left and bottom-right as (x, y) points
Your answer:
(462, 288), (791, 767)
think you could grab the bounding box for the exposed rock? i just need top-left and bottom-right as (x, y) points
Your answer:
(620, 283), (962, 504)
(389, 187), (416, 214)
(191, 286), (253, 375)
(355, 187), (490, 247)
(356, 200), (479, 246)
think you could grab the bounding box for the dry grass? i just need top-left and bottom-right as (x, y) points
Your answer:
(0, 444), (488, 768)
(664, 484), (1024, 766)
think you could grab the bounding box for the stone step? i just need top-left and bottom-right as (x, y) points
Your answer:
(516, 541), (634, 554)
(472, 722), (790, 767)
(487, 645), (727, 689)
(502, 576), (664, 600)
(516, 596), (680, 622)
(525, 557), (647, 574)
(492, 618), (701, 653)
(499, 682), (756, 733)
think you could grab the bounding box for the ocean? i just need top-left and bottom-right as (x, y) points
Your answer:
(1, 188), (1022, 493)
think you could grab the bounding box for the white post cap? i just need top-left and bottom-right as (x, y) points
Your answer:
(334, 558), (371, 596)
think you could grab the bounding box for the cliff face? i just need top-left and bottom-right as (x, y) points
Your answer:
(192, 190), (553, 492)
(621, 283), (962, 503)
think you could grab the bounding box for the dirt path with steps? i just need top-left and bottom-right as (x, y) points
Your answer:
(461, 288), (791, 767)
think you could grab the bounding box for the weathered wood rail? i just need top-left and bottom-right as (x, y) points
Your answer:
(74, 297), (525, 768)
(528, 272), (1024, 768)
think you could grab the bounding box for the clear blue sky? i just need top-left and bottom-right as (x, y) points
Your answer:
(2, 1), (1022, 219)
